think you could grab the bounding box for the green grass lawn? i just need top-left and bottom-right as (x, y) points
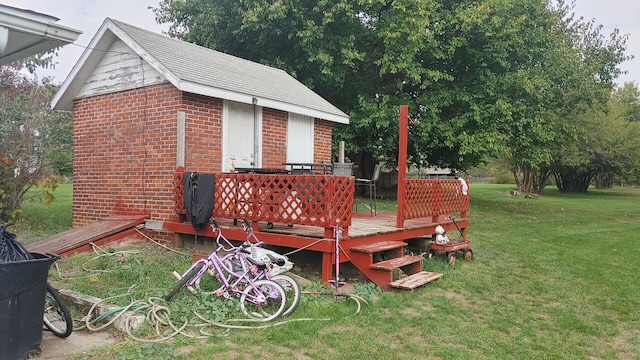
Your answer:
(13, 183), (73, 244)
(18, 183), (640, 359)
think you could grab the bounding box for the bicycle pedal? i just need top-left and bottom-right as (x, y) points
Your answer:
(172, 271), (182, 281)
(187, 285), (196, 294)
(328, 280), (346, 288)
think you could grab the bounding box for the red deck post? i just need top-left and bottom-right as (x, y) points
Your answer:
(321, 252), (333, 284)
(396, 105), (408, 228)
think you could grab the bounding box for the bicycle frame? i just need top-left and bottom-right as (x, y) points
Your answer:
(171, 225), (272, 305)
(227, 220), (301, 317)
(167, 220), (293, 321)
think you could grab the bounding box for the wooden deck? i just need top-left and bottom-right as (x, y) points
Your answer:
(25, 215), (147, 256)
(161, 212), (468, 291)
(22, 211), (464, 291)
(259, 212), (466, 239)
(23, 203), (467, 292)
(27, 166), (470, 291)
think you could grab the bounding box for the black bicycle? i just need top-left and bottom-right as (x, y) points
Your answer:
(43, 282), (73, 338)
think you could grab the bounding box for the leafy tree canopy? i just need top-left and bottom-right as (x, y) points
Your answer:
(153, 0), (630, 179)
(0, 61), (71, 222)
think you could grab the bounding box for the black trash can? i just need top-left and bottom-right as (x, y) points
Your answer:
(0, 253), (57, 360)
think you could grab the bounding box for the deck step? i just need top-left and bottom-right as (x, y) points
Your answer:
(369, 255), (423, 271)
(389, 271), (443, 290)
(351, 240), (406, 254)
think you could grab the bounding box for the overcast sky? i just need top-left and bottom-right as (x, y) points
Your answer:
(3, 0), (640, 86)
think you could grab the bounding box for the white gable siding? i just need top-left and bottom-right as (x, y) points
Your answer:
(76, 38), (166, 99)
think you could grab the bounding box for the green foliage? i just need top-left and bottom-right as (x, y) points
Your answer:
(153, 0), (631, 187)
(93, 341), (180, 360)
(553, 83), (640, 191)
(0, 64), (73, 222)
(615, 82), (640, 122)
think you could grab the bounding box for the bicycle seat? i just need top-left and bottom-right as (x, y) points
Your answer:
(244, 255), (268, 270)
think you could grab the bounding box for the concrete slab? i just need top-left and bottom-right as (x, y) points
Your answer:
(39, 331), (118, 359)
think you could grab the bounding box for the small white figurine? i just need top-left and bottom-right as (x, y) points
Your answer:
(434, 225), (449, 244)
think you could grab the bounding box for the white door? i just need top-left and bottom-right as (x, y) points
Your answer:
(286, 113), (314, 163)
(223, 101), (262, 171)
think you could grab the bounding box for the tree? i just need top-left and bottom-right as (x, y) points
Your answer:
(152, 0), (629, 184)
(614, 82), (640, 122)
(0, 62), (71, 222)
(567, 84), (640, 190)
(153, 0), (508, 173)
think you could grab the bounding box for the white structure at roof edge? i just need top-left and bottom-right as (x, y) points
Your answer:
(0, 4), (81, 66)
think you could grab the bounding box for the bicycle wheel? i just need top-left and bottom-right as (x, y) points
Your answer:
(271, 274), (300, 317)
(239, 279), (286, 322)
(165, 263), (204, 301)
(43, 283), (73, 338)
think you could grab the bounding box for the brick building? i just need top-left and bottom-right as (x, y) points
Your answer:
(52, 18), (349, 227)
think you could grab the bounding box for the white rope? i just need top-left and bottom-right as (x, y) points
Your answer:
(134, 227), (191, 256)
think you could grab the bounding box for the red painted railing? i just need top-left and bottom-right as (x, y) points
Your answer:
(401, 179), (470, 221)
(174, 169), (353, 227)
(174, 169), (468, 230)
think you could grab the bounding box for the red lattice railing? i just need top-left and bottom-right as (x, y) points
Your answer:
(174, 170), (353, 227)
(174, 169), (468, 228)
(402, 179), (469, 220)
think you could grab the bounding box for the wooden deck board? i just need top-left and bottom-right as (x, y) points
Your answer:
(369, 255), (423, 271)
(389, 271), (443, 290)
(257, 213), (464, 239)
(25, 215), (147, 255)
(350, 240), (406, 253)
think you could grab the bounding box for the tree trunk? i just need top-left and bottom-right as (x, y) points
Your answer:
(532, 169), (551, 195)
(594, 173), (614, 189)
(512, 164), (542, 193)
(512, 169), (523, 192)
(555, 170), (592, 192)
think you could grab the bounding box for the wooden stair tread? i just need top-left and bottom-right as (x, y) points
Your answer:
(369, 255), (423, 271)
(350, 240), (406, 254)
(390, 271), (443, 290)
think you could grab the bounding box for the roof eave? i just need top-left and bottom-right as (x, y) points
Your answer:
(0, 5), (82, 66)
(179, 80), (349, 124)
(51, 20), (114, 110)
(52, 18), (181, 111)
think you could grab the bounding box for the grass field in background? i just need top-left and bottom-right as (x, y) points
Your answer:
(16, 184), (640, 359)
(13, 183), (73, 244)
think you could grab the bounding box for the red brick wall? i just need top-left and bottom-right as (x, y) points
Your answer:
(181, 93), (223, 172)
(261, 108), (288, 168)
(73, 83), (180, 226)
(314, 119), (332, 163)
(72, 83), (334, 227)
(73, 83), (226, 227)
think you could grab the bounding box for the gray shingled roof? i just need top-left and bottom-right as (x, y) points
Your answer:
(109, 19), (348, 122)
